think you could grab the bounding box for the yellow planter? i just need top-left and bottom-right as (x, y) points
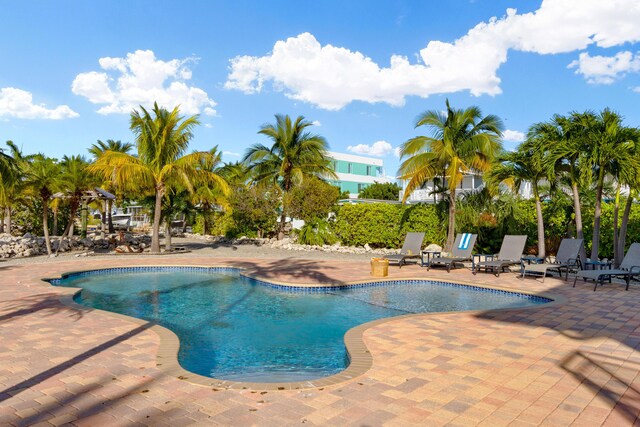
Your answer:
(370, 257), (389, 277)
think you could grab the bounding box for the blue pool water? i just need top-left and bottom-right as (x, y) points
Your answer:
(51, 267), (550, 382)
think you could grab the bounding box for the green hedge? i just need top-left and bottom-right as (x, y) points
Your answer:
(332, 204), (445, 248)
(331, 200), (640, 256)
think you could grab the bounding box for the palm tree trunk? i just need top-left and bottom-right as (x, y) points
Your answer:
(108, 199), (114, 233)
(613, 182), (621, 265)
(165, 217), (172, 251)
(617, 193), (634, 267)
(151, 185), (164, 253)
(533, 185), (545, 258)
(278, 210), (287, 240)
(52, 209), (58, 236)
(0, 207), (4, 234)
(42, 200), (52, 255)
(446, 188), (456, 252)
(590, 171), (605, 260)
(571, 182), (583, 240)
(4, 207), (11, 235)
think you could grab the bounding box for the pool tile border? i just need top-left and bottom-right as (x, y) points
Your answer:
(45, 265), (563, 391)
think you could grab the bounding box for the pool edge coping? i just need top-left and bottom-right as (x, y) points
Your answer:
(45, 264), (565, 391)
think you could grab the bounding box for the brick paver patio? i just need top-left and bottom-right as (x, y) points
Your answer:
(1, 255), (639, 426)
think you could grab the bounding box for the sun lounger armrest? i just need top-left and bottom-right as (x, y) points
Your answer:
(566, 257), (580, 266)
(628, 265), (640, 274)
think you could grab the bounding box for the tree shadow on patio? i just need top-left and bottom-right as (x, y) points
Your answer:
(560, 351), (640, 424)
(0, 322), (154, 405)
(0, 292), (91, 324)
(472, 274), (640, 422)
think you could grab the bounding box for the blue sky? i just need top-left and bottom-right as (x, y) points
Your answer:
(1, 0), (639, 179)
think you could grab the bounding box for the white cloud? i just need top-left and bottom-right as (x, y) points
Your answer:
(502, 129), (526, 142)
(0, 87), (78, 120)
(311, 120), (321, 126)
(72, 50), (217, 116)
(347, 140), (393, 157)
(633, 86), (640, 93)
(568, 51), (640, 84)
(225, 1), (640, 109)
(394, 147), (402, 158)
(204, 123), (213, 128)
(222, 150), (240, 157)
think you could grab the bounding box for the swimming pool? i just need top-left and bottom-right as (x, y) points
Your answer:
(50, 267), (551, 383)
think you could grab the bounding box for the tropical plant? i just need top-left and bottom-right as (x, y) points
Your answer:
(0, 141), (26, 234)
(89, 103), (228, 253)
(283, 176), (340, 222)
(24, 155), (62, 255)
(573, 109), (640, 259)
(358, 181), (402, 200)
(487, 139), (554, 257)
(88, 139), (134, 233)
(243, 114), (336, 239)
(296, 219), (337, 245)
(612, 127), (640, 265)
(190, 147), (230, 236)
(398, 99), (503, 251)
(57, 155), (96, 243)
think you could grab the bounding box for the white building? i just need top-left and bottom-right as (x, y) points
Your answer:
(327, 152), (392, 198)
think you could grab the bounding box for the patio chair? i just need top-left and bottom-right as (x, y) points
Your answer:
(427, 233), (477, 272)
(472, 235), (527, 277)
(384, 232), (425, 268)
(573, 243), (640, 291)
(521, 238), (583, 282)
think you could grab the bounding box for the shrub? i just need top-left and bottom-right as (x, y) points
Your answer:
(284, 177), (340, 222)
(296, 219), (338, 245)
(332, 203), (444, 248)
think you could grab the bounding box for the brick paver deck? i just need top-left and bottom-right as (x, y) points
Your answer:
(1, 255), (639, 426)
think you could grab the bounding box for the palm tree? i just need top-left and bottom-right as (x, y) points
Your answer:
(24, 155), (62, 255)
(57, 155), (96, 245)
(398, 100), (503, 251)
(486, 139), (552, 257)
(574, 109), (638, 259)
(88, 139), (134, 233)
(191, 147), (230, 236)
(611, 127), (640, 265)
(0, 141), (23, 233)
(89, 103), (228, 253)
(538, 115), (588, 240)
(243, 114), (336, 239)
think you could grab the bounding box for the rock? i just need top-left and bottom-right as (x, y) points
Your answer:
(425, 243), (443, 252)
(364, 243), (371, 251)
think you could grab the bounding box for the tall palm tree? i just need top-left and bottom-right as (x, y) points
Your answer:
(24, 155), (62, 255)
(88, 139), (134, 233)
(612, 127), (640, 265)
(243, 114), (336, 239)
(575, 109), (638, 259)
(486, 139), (551, 257)
(89, 103), (228, 253)
(57, 155), (96, 244)
(398, 100), (503, 251)
(191, 147), (230, 236)
(0, 141), (23, 233)
(539, 114), (588, 240)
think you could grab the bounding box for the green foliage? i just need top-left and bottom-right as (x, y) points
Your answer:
(333, 203), (444, 248)
(284, 177), (340, 222)
(358, 182), (402, 200)
(296, 219), (338, 245)
(225, 185), (280, 238)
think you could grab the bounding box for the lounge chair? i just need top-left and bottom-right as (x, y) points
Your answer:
(472, 235), (527, 277)
(427, 233), (477, 272)
(384, 232), (425, 268)
(573, 243), (640, 291)
(521, 238), (583, 282)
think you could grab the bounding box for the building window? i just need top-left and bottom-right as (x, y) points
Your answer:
(376, 166), (383, 177)
(366, 165), (372, 176)
(348, 163), (352, 173)
(358, 183), (366, 192)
